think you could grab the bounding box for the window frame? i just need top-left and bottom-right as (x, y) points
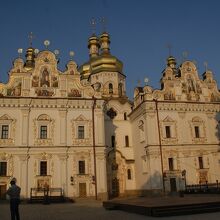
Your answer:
(40, 125), (47, 139)
(168, 158), (174, 171)
(40, 161), (47, 176)
(109, 83), (113, 94)
(127, 169), (132, 180)
(165, 126), (171, 138)
(78, 160), (86, 174)
(78, 125), (85, 139)
(195, 126), (200, 138)
(125, 135), (129, 147)
(198, 157), (204, 169)
(1, 125), (9, 139)
(0, 161), (7, 176)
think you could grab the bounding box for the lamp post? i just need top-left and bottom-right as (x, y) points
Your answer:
(92, 96), (98, 200)
(154, 99), (165, 193)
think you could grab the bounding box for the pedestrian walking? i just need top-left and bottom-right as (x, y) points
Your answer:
(6, 177), (21, 220)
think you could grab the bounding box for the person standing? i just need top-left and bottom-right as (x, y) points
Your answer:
(6, 177), (21, 220)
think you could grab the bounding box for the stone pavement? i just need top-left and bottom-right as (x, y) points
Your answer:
(1, 198), (220, 220)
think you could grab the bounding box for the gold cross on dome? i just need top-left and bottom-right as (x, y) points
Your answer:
(90, 18), (96, 34)
(204, 61), (208, 71)
(182, 51), (188, 61)
(101, 17), (107, 32)
(28, 32), (34, 46)
(166, 44), (172, 56)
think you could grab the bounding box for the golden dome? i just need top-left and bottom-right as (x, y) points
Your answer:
(167, 56), (176, 67)
(79, 32), (123, 79)
(88, 34), (100, 58)
(79, 54), (123, 80)
(24, 47), (35, 70)
(88, 35), (100, 48)
(100, 32), (110, 54)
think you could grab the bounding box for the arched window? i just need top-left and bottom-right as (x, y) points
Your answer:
(109, 83), (113, 94)
(118, 83), (123, 97)
(124, 112), (127, 120)
(127, 169), (132, 180)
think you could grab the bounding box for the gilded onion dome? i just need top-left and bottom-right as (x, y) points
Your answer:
(24, 47), (35, 70)
(167, 56), (176, 68)
(79, 32), (123, 80)
(88, 34), (100, 58)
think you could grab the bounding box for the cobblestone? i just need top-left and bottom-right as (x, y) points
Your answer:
(1, 199), (220, 220)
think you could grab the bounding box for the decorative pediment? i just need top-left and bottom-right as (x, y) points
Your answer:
(40, 152), (52, 160)
(37, 114), (51, 121)
(163, 116), (174, 122)
(192, 116), (202, 122)
(65, 60), (78, 75)
(6, 78), (22, 97)
(74, 114), (88, 121)
(35, 51), (57, 65)
(0, 114), (13, 121)
(181, 61), (197, 73)
(0, 152), (11, 160)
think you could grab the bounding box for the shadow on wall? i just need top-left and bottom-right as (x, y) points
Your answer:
(140, 171), (163, 196)
(104, 109), (118, 199)
(215, 112), (220, 144)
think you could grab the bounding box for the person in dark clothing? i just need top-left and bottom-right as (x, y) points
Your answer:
(6, 177), (21, 220)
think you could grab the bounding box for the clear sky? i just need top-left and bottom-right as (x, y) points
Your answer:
(0, 0), (220, 98)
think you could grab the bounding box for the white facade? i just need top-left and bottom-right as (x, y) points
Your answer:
(0, 33), (220, 200)
(130, 59), (220, 194)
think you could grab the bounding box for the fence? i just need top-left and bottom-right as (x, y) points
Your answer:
(185, 181), (220, 194)
(30, 187), (65, 203)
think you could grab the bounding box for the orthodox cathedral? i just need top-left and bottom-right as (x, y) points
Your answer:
(0, 31), (220, 200)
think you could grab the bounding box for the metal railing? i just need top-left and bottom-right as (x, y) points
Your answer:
(185, 181), (220, 193)
(30, 187), (64, 203)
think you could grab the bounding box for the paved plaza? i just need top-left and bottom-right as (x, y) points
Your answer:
(1, 199), (220, 220)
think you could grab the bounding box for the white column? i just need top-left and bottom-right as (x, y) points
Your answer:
(58, 154), (68, 197)
(21, 108), (30, 146)
(59, 109), (67, 145)
(18, 155), (29, 198)
(96, 111), (105, 145)
(96, 151), (107, 199)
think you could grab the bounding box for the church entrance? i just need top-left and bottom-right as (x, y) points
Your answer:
(170, 178), (177, 192)
(0, 184), (6, 199)
(111, 178), (119, 197)
(79, 183), (87, 197)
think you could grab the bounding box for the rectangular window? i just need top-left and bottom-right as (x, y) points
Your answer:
(40, 161), (47, 176)
(165, 126), (171, 138)
(78, 126), (84, 139)
(111, 135), (115, 148)
(198, 157), (204, 169)
(0, 162), (7, 176)
(168, 158), (174, 171)
(125, 135), (129, 147)
(78, 161), (85, 174)
(195, 126), (200, 138)
(40, 126), (47, 139)
(1, 125), (9, 139)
